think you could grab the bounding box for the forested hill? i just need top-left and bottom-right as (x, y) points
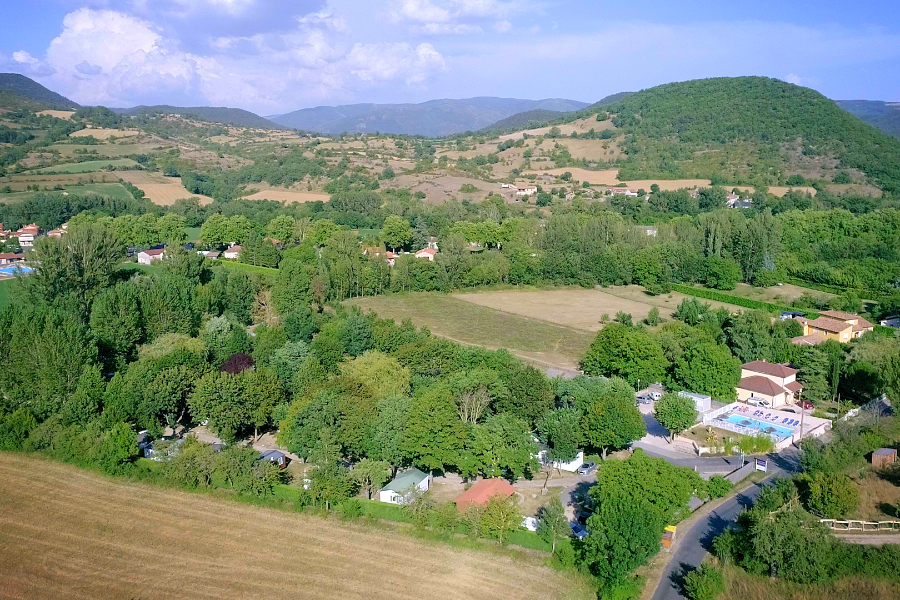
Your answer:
(599, 77), (900, 193)
(0, 73), (80, 110)
(112, 105), (285, 130)
(837, 100), (900, 138)
(270, 97), (589, 136)
(480, 109), (563, 133)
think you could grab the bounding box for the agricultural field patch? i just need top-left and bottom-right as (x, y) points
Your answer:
(725, 282), (835, 305)
(52, 142), (168, 158)
(119, 171), (214, 206)
(33, 159), (140, 174)
(0, 454), (590, 600)
(496, 116), (615, 141)
(242, 188), (331, 203)
(35, 110), (75, 119)
(346, 292), (595, 372)
(70, 128), (140, 139)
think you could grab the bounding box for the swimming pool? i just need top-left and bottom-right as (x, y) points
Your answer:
(725, 414), (794, 439)
(0, 266), (33, 276)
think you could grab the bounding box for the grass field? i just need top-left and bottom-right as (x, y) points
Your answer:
(0, 453), (592, 600)
(243, 188), (331, 203)
(34, 159), (139, 174)
(453, 285), (743, 332)
(119, 171), (214, 206)
(0, 182), (133, 204)
(346, 292), (595, 371)
(720, 564), (900, 600)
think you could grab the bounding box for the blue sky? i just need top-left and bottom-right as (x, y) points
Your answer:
(2, 0), (899, 114)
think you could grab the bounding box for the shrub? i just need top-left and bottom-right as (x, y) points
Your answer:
(339, 498), (364, 520)
(707, 475), (733, 499)
(600, 575), (645, 600)
(805, 472), (859, 518)
(683, 564), (725, 600)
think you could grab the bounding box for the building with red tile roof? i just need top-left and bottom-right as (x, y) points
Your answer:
(454, 478), (515, 512)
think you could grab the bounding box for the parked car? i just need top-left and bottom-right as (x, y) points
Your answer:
(576, 461), (597, 475)
(636, 395), (652, 405)
(747, 397), (770, 408)
(570, 522), (588, 540)
(800, 400), (814, 410)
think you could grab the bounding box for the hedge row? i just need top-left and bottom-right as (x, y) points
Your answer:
(671, 283), (819, 319)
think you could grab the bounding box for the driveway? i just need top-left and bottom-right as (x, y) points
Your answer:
(649, 449), (800, 600)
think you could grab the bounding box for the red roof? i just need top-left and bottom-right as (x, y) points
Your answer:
(785, 381), (803, 393)
(416, 248), (437, 256)
(455, 478), (515, 512)
(225, 245), (242, 253)
(0, 253), (24, 260)
(141, 248), (165, 256)
(741, 361), (797, 378)
(738, 376), (788, 397)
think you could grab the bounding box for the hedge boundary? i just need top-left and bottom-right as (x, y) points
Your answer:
(671, 283), (819, 319)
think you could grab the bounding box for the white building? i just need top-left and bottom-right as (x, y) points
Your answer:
(379, 468), (431, 504)
(515, 185), (538, 197)
(137, 248), (165, 265)
(223, 245), (242, 260)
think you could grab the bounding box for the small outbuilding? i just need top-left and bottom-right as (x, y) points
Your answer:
(678, 390), (712, 413)
(454, 478), (516, 512)
(379, 467), (431, 504)
(872, 448), (897, 468)
(259, 449), (288, 468)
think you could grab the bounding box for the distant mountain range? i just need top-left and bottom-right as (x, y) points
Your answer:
(836, 100), (900, 138)
(0, 73), (80, 110)
(269, 97), (590, 136)
(110, 105), (286, 130)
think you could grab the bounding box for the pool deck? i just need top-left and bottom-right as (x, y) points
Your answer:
(704, 401), (832, 445)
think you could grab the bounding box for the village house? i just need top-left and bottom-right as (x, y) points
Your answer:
(736, 361), (803, 408)
(455, 478), (516, 512)
(0, 252), (24, 265)
(792, 310), (873, 345)
(0, 223), (11, 241)
(13, 224), (39, 247)
(197, 250), (220, 260)
(379, 468), (431, 505)
(137, 248), (165, 265)
(223, 245), (242, 260)
(47, 222), (68, 238)
(609, 187), (638, 197)
(258, 450), (288, 469)
(415, 248), (438, 261)
(515, 184), (538, 197)
(363, 246), (398, 266)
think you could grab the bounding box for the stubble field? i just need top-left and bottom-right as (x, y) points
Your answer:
(0, 453), (592, 600)
(119, 171), (214, 206)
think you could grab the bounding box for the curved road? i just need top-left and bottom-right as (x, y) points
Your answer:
(650, 449), (800, 600)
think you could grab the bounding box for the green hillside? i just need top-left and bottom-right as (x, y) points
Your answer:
(0, 73), (79, 110)
(600, 77), (900, 192)
(113, 105), (284, 130)
(837, 100), (900, 138)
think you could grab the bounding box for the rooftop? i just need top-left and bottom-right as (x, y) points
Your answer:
(738, 375), (789, 397)
(382, 468), (429, 492)
(742, 360), (798, 378)
(455, 478), (515, 511)
(797, 316), (852, 333)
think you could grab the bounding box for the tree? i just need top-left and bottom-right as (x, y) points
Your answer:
(645, 307), (662, 326)
(614, 311), (633, 326)
(672, 341), (741, 400)
(90, 282), (143, 369)
(705, 256), (741, 290)
(157, 213), (187, 244)
(537, 407), (582, 464)
(725, 310), (775, 363)
(806, 472), (859, 518)
(675, 298), (710, 326)
(581, 378), (646, 459)
(654, 393), (698, 442)
(537, 497), (570, 552)
(403, 386), (467, 472)
(266, 215), (297, 245)
(95, 421), (139, 474)
(581, 496), (664, 586)
(581, 324), (669, 388)
(381, 215), (412, 252)
(350, 458), (392, 499)
(683, 565), (725, 600)
(468, 413), (539, 479)
(189, 371), (251, 442)
(479, 494), (522, 544)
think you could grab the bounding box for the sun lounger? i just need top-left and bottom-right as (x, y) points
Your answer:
(781, 418), (789, 424)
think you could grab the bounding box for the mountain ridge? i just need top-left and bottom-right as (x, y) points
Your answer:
(270, 97), (589, 136)
(0, 73), (80, 110)
(836, 100), (900, 138)
(111, 105), (286, 130)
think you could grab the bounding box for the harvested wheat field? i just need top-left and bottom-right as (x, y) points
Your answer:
(119, 171), (214, 206)
(36, 110), (75, 119)
(70, 128), (140, 139)
(453, 286), (743, 333)
(0, 453), (591, 600)
(243, 188), (331, 203)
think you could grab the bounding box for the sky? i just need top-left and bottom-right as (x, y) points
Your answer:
(2, 0), (899, 115)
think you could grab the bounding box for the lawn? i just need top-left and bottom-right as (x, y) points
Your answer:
(0, 453), (592, 600)
(346, 292), (595, 372)
(185, 226), (202, 242)
(720, 563), (900, 600)
(33, 158), (139, 174)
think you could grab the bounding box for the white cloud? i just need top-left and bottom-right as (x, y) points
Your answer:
(493, 20), (512, 33)
(9, 50), (56, 76)
(785, 73), (802, 85)
(388, 0), (535, 35)
(346, 42), (445, 84)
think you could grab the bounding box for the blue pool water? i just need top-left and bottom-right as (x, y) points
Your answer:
(725, 414), (794, 439)
(0, 266), (32, 276)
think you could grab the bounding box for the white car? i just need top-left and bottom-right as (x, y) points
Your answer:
(746, 397), (770, 408)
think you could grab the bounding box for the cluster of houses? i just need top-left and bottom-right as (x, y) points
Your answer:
(0, 222), (42, 248)
(500, 183), (537, 197)
(363, 238), (439, 267)
(136, 243), (241, 265)
(787, 310), (874, 345)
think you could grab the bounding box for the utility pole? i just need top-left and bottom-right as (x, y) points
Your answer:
(796, 389), (805, 447)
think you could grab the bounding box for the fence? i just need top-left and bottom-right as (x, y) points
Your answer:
(725, 461), (756, 485)
(821, 519), (900, 532)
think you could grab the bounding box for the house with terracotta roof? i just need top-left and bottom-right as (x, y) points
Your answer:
(454, 478), (516, 512)
(736, 361), (802, 408)
(515, 184), (537, 197)
(223, 245), (242, 260)
(415, 248), (438, 261)
(363, 246), (398, 266)
(137, 248), (166, 265)
(792, 311), (873, 345)
(0, 252), (24, 265)
(13, 224), (39, 247)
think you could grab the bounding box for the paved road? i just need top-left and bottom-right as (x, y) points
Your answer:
(649, 449), (800, 600)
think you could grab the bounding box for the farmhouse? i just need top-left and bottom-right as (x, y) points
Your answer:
(792, 311), (873, 345)
(379, 468), (431, 505)
(197, 250), (220, 260)
(515, 184), (538, 197)
(736, 361), (802, 408)
(363, 246), (398, 266)
(455, 478), (516, 512)
(12, 224), (39, 247)
(415, 248), (438, 261)
(47, 223), (68, 238)
(258, 450), (287, 468)
(137, 248), (166, 265)
(223, 245), (242, 260)
(609, 187), (638, 197)
(0, 252), (24, 265)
